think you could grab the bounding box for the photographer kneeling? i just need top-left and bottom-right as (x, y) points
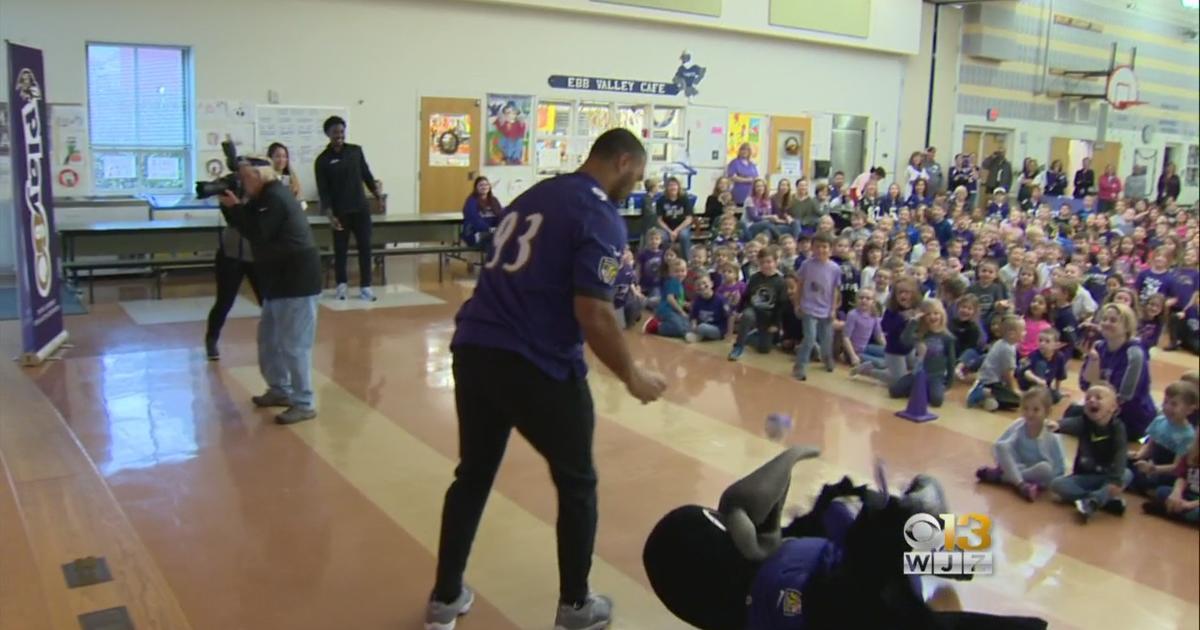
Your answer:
(219, 160), (322, 425)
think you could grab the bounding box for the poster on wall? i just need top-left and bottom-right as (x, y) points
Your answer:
(7, 42), (68, 365)
(486, 94), (531, 166)
(727, 112), (765, 163)
(429, 113), (472, 167)
(49, 104), (90, 196)
(777, 130), (804, 179)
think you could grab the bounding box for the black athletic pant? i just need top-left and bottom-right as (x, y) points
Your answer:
(332, 212), (373, 286)
(434, 345), (598, 606)
(205, 255), (261, 342)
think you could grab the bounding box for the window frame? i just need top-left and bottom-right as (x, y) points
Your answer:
(85, 41), (195, 197)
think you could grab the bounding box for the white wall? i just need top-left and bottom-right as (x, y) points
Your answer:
(1, 0), (913, 215)
(898, 3), (963, 181)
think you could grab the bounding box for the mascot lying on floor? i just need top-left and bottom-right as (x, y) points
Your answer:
(642, 447), (1049, 630)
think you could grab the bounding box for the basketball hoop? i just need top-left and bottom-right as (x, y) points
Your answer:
(1106, 65), (1147, 110)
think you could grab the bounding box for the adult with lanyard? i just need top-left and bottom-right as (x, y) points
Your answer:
(460, 176), (503, 253)
(424, 128), (667, 630)
(1079, 303), (1156, 440)
(642, 447), (1049, 630)
(656, 176), (695, 258)
(315, 115), (384, 302)
(1072, 157), (1095, 200)
(727, 143), (759, 205)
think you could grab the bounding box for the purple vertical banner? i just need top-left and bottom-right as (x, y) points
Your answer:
(7, 42), (67, 364)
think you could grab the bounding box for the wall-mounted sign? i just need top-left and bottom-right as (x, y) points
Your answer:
(550, 51), (706, 100)
(549, 75), (680, 96)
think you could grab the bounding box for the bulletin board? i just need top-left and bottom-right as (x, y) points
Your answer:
(727, 112), (767, 164)
(255, 105), (348, 201)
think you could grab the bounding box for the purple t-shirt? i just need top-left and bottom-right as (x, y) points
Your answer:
(1172, 267), (1198, 305)
(1135, 269), (1175, 303)
(842, 308), (883, 354)
(452, 172), (626, 380)
(797, 258), (842, 318)
(637, 249), (664, 291)
(726, 158), (759, 204)
(1081, 339), (1156, 439)
(690, 294), (729, 335)
(718, 281), (746, 312)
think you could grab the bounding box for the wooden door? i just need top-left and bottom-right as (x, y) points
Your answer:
(1049, 137), (1072, 171)
(419, 97), (481, 213)
(769, 115), (812, 182)
(1092, 141), (1122, 179)
(961, 130), (982, 158)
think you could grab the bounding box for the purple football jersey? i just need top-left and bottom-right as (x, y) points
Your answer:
(452, 172), (627, 380)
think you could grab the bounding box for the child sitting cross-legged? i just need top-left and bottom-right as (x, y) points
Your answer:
(654, 258), (692, 340)
(1142, 434), (1200, 525)
(840, 287), (886, 369)
(1016, 328), (1067, 404)
(684, 275), (730, 343)
(967, 315), (1024, 412)
(1129, 381), (1198, 495)
(1047, 383), (1134, 522)
(977, 386), (1067, 501)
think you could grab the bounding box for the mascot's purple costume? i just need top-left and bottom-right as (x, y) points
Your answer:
(642, 447), (1049, 630)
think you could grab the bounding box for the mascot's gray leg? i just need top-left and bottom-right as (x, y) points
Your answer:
(716, 446), (820, 561)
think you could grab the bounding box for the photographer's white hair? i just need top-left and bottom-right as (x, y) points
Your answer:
(238, 158), (279, 183)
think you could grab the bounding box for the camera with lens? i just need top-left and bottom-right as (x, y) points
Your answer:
(194, 138), (269, 199)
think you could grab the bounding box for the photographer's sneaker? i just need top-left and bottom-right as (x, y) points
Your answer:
(424, 586), (474, 630)
(252, 391), (292, 408)
(205, 337), (220, 361)
(360, 287), (378, 302)
(335, 283), (348, 300)
(275, 406), (317, 425)
(554, 594), (613, 630)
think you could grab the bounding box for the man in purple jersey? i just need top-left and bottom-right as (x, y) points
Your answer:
(425, 129), (667, 630)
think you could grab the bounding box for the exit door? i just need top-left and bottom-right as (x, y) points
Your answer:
(419, 97), (482, 213)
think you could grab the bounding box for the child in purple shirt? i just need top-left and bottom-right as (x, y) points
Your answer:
(793, 234), (842, 381)
(841, 288), (886, 369)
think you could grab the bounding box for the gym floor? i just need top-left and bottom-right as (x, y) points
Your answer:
(2, 258), (1197, 630)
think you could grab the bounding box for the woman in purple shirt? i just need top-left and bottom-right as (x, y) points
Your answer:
(726, 142), (759, 205)
(1080, 303), (1156, 439)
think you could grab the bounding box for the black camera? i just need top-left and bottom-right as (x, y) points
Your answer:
(195, 173), (240, 199)
(194, 138), (268, 199)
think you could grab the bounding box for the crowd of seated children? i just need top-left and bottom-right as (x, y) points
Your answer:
(614, 168), (1197, 512)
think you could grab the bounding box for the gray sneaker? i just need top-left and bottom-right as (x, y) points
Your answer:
(554, 594), (613, 630)
(275, 406), (317, 425)
(251, 391), (291, 408)
(424, 587), (474, 630)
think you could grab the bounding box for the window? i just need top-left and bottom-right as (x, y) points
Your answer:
(87, 43), (192, 195)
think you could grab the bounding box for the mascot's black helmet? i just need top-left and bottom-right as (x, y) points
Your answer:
(642, 505), (760, 630)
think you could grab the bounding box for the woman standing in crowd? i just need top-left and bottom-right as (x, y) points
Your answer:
(461, 176), (503, 252)
(1098, 164), (1123, 213)
(1073, 157), (1095, 199)
(949, 153), (978, 207)
(203, 142), (300, 360)
(1079, 303), (1157, 440)
(726, 143), (758, 205)
(904, 151), (928, 198)
(1044, 159), (1068, 197)
(1017, 158), (1042, 204)
(1158, 162), (1181, 204)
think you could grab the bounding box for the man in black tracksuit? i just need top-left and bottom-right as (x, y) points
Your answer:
(314, 115), (382, 301)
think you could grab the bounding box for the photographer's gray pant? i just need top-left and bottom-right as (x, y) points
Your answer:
(258, 295), (319, 409)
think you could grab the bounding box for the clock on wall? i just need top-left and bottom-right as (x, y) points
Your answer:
(1141, 124), (1156, 144)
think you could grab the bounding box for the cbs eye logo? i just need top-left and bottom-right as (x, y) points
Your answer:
(904, 513), (992, 552)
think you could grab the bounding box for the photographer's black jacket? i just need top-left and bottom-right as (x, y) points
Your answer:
(221, 180), (321, 299)
(314, 143), (378, 216)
